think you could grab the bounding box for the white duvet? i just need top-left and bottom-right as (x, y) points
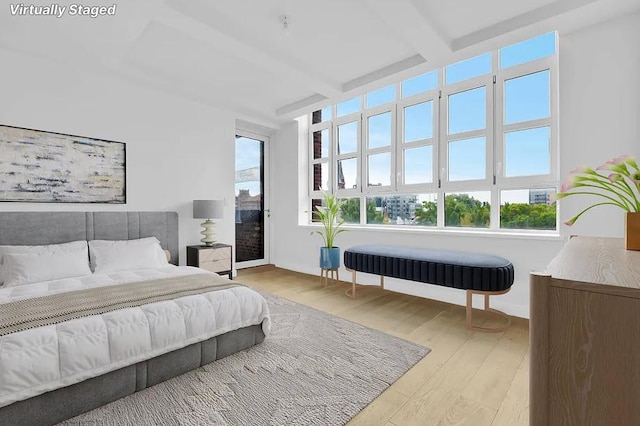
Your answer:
(0, 266), (271, 409)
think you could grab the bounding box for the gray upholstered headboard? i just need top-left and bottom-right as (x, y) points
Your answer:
(0, 211), (179, 265)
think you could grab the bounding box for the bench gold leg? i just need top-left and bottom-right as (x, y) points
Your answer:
(351, 270), (356, 299)
(466, 289), (512, 333)
(344, 269), (357, 299)
(343, 269), (387, 299)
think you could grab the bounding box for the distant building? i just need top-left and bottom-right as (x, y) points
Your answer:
(235, 189), (261, 223)
(236, 189), (261, 210)
(529, 189), (554, 205)
(371, 195), (418, 223)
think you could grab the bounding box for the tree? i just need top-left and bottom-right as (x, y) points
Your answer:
(415, 200), (437, 225)
(444, 194), (490, 228)
(366, 201), (384, 224)
(340, 198), (360, 223)
(500, 202), (556, 229)
(339, 198), (384, 224)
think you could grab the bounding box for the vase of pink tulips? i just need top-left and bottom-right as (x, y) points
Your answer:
(554, 154), (640, 250)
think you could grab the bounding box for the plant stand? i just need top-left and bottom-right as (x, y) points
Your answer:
(320, 268), (339, 287)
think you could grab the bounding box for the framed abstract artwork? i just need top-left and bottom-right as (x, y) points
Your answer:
(0, 124), (126, 203)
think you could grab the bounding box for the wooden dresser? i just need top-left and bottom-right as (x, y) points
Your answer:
(530, 237), (640, 426)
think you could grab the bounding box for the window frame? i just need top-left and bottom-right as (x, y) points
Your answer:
(362, 103), (396, 193)
(440, 74), (495, 192)
(333, 112), (362, 197)
(397, 89), (440, 193)
(494, 56), (558, 190)
(307, 33), (559, 233)
(309, 113), (333, 200)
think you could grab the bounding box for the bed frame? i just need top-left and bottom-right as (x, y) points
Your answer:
(0, 211), (266, 426)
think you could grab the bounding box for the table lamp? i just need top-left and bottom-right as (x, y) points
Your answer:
(193, 199), (224, 246)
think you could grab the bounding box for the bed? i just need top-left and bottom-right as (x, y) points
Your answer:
(0, 211), (270, 426)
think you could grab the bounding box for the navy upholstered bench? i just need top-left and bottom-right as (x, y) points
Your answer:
(343, 245), (514, 332)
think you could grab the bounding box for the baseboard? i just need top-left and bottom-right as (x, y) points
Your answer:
(274, 261), (529, 319)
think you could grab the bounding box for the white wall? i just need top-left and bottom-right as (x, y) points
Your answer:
(558, 12), (640, 236)
(270, 12), (640, 319)
(0, 48), (237, 265)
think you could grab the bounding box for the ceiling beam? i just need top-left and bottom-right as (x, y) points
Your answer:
(361, 0), (453, 63)
(117, 53), (281, 125)
(162, 0), (342, 99)
(342, 54), (426, 92)
(451, 0), (600, 51)
(276, 94), (328, 118)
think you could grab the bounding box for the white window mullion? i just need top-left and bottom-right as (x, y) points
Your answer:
(307, 32), (557, 232)
(362, 105), (395, 194)
(496, 60), (556, 187)
(549, 56), (559, 181)
(334, 114), (361, 197)
(438, 87), (446, 194)
(489, 51), (499, 230)
(358, 112), (364, 195)
(441, 77), (493, 191)
(397, 91), (438, 194)
(309, 123), (332, 197)
(395, 102), (402, 190)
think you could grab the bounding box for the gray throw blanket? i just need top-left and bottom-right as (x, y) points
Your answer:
(0, 273), (239, 336)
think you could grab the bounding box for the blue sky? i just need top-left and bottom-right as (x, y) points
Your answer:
(236, 32), (556, 203)
(235, 136), (262, 196)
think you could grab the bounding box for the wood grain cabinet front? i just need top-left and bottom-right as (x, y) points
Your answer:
(530, 237), (640, 426)
(186, 244), (232, 279)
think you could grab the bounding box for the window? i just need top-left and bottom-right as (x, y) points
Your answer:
(312, 106), (332, 124)
(366, 85), (396, 109)
(365, 194), (437, 226)
(339, 197), (361, 224)
(500, 32), (556, 69)
(308, 33), (558, 231)
(363, 107), (395, 191)
(445, 53), (491, 85)
(401, 70), (438, 98)
(336, 97), (360, 117)
(445, 192), (491, 228)
(500, 189), (556, 230)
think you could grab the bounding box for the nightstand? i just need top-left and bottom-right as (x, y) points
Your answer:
(186, 244), (233, 279)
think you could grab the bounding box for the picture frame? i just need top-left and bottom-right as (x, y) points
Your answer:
(0, 124), (126, 204)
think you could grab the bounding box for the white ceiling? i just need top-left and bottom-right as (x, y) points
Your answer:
(1, 0), (639, 128)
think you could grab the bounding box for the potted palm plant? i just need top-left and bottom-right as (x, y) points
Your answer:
(311, 192), (347, 269)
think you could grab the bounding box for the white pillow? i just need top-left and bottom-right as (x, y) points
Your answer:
(89, 237), (168, 274)
(3, 248), (92, 288)
(0, 240), (88, 286)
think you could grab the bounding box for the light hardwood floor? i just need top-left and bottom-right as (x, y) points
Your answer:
(237, 266), (529, 426)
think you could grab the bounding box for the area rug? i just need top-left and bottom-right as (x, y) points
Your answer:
(60, 291), (430, 426)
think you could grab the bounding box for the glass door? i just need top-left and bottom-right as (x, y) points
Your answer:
(235, 131), (270, 268)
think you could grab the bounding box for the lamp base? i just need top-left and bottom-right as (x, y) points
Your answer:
(200, 219), (216, 246)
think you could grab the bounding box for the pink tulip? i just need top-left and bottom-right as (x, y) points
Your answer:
(560, 174), (579, 193)
(596, 161), (614, 171)
(614, 154), (634, 164)
(597, 155), (634, 171)
(570, 164), (590, 174)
